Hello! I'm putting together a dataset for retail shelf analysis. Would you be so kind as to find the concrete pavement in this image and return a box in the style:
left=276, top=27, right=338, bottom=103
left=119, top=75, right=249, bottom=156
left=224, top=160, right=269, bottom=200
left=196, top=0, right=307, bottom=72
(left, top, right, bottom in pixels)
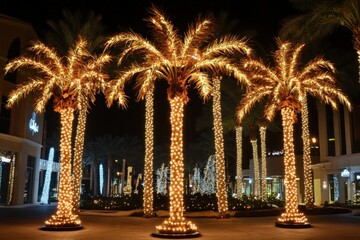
left=0, top=204, right=360, bottom=239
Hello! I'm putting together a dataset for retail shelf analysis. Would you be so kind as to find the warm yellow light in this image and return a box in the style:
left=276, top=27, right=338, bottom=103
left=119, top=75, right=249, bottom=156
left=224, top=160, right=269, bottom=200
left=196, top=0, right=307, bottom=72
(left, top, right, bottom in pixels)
left=235, top=126, right=243, bottom=199
left=236, top=40, right=352, bottom=226
left=212, top=76, right=228, bottom=216
left=260, top=126, right=267, bottom=200
left=156, top=96, right=197, bottom=234
left=251, top=139, right=260, bottom=197
left=143, top=89, right=154, bottom=217
left=311, top=137, right=317, bottom=144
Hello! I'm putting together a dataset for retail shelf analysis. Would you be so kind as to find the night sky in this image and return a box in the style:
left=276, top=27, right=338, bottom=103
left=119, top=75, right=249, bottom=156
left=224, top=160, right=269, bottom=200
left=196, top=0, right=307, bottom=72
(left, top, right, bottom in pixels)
left=3, top=0, right=329, bottom=166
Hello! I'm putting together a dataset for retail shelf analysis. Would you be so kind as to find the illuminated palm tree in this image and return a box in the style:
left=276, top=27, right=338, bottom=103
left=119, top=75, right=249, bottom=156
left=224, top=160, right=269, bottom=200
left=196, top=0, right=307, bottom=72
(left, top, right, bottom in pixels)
left=236, top=39, right=351, bottom=227
left=5, top=37, right=109, bottom=229
left=280, top=0, right=360, bottom=82
left=45, top=9, right=108, bottom=213
left=259, top=120, right=268, bottom=200
left=235, top=125, right=243, bottom=199
left=105, top=5, right=250, bottom=235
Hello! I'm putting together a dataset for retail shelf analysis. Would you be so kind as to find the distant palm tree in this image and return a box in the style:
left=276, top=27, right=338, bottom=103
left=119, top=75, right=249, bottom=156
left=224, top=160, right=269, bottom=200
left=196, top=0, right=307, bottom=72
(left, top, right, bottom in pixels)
left=236, top=39, right=351, bottom=226
left=104, top=5, right=250, bottom=234
left=280, top=0, right=360, bottom=82
left=95, top=134, right=121, bottom=196
left=83, top=139, right=102, bottom=196
left=5, top=38, right=109, bottom=229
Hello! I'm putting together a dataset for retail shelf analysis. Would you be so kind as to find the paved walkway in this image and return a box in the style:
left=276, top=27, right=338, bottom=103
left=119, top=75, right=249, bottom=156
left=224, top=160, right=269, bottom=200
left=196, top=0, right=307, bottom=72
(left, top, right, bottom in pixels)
left=0, top=204, right=360, bottom=239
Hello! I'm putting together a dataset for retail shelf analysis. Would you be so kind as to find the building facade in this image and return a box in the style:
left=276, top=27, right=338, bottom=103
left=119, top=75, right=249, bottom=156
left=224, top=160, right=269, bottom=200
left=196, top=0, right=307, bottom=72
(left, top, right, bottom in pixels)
left=0, top=14, right=44, bottom=205
left=312, top=102, right=360, bottom=205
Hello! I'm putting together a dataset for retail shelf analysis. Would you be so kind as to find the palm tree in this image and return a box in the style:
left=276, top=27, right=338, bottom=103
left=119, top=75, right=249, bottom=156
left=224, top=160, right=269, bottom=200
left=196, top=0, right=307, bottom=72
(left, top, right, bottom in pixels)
left=45, top=9, right=108, bottom=214
left=235, top=126, right=243, bottom=199
left=259, top=121, right=268, bottom=200
left=5, top=38, right=109, bottom=229
left=236, top=39, right=351, bottom=227
left=280, top=0, right=360, bottom=82
left=95, top=134, right=122, bottom=196
left=104, top=5, right=250, bottom=235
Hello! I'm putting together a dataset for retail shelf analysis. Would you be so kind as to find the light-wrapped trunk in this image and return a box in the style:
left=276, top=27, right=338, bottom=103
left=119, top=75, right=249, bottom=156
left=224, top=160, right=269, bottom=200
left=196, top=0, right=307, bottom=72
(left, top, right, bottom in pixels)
left=156, top=96, right=197, bottom=234
left=73, top=107, right=87, bottom=213
left=212, top=77, right=228, bottom=216
left=235, top=126, right=243, bottom=199
left=301, top=96, right=313, bottom=208
left=260, top=126, right=267, bottom=200
left=251, top=139, right=260, bottom=196
left=143, top=89, right=154, bottom=217
left=45, top=108, right=81, bottom=227
left=278, top=107, right=307, bottom=224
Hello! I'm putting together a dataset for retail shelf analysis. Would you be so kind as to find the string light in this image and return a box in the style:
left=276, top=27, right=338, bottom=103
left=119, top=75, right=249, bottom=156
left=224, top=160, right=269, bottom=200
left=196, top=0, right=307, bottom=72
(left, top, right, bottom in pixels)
left=45, top=108, right=81, bottom=228
left=212, top=76, right=228, bottom=216
left=143, top=89, right=154, bottom=217
left=156, top=96, right=197, bottom=234
left=260, top=126, right=267, bottom=200
left=301, top=95, right=313, bottom=208
left=41, top=147, right=54, bottom=204
left=251, top=139, right=260, bottom=197
left=99, top=164, right=104, bottom=195
left=236, top=40, right=351, bottom=227
left=235, top=126, right=243, bottom=199
left=105, top=6, right=251, bottom=235
left=5, top=37, right=110, bottom=229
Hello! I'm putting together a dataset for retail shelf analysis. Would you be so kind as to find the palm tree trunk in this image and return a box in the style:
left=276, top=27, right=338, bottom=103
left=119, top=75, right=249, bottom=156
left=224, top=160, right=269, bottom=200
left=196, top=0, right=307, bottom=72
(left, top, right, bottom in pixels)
left=235, top=126, right=243, bottom=199
left=156, top=96, right=197, bottom=234
left=260, top=126, right=267, bottom=200
left=143, top=89, right=154, bottom=217
left=212, top=77, right=228, bottom=216
left=45, top=108, right=81, bottom=227
left=250, top=139, right=260, bottom=196
left=301, top=96, right=313, bottom=208
left=278, top=107, right=307, bottom=224
left=72, top=107, right=87, bottom=213
left=93, top=158, right=98, bottom=195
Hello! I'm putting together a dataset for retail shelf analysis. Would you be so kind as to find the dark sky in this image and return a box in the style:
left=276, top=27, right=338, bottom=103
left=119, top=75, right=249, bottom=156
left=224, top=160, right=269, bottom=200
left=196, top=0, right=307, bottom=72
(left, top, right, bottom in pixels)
left=1, top=0, right=298, bottom=146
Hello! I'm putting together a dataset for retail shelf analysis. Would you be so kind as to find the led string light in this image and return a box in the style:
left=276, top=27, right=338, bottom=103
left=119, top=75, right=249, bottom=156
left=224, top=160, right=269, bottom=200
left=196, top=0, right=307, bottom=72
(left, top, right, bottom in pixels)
left=260, top=126, right=267, bottom=200
left=5, top=37, right=110, bottom=229
left=301, top=95, right=313, bottom=208
left=212, top=76, right=228, bottom=216
left=236, top=40, right=351, bottom=226
left=235, top=126, right=243, bottom=199
left=45, top=108, right=81, bottom=227
left=251, top=139, right=260, bottom=197
left=41, top=147, right=55, bottom=204
left=143, top=89, right=154, bottom=217
left=156, top=96, right=197, bottom=234
left=277, top=108, right=307, bottom=224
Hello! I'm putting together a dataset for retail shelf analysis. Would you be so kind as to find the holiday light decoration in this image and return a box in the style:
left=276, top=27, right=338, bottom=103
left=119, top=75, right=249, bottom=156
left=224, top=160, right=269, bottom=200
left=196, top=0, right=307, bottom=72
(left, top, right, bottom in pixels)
left=99, top=164, right=104, bottom=195
left=236, top=39, right=351, bottom=227
left=0, top=151, right=16, bottom=205
left=143, top=89, right=154, bottom=217
left=235, top=126, right=243, bottom=199
left=201, top=155, right=217, bottom=195
left=250, top=139, right=260, bottom=196
left=104, top=5, right=251, bottom=236
left=41, top=147, right=55, bottom=204
left=191, top=165, right=201, bottom=194
left=260, top=126, right=267, bottom=200
left=301, top=95, right=313, bottom=208
left=5, top=37, right=110, bottom=229
left=212, top=76, right=228, bottom=216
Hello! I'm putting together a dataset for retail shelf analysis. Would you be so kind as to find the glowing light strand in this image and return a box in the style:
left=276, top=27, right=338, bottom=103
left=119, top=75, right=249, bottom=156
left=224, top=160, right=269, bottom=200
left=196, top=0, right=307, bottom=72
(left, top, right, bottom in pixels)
left=143, top=89, right=154, bottom=217
left=156, top=96, right=197, bottom=234
left=301, top=95, right=313, bottom=208
left=212, top=76, right=228, bottom=216
left=250, top=139, right=260, bottom=197
left=41, top=147, right=54, bottom=204
left=235, top=126, right=243, bottom=199
left=278, top=108, right=307, bottom=224
left=260, top=126, right=267, bottom=200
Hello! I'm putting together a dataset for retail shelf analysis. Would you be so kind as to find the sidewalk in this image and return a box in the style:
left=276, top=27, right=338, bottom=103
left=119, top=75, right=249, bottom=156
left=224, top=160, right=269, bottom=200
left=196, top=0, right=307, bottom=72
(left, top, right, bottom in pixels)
left=1, top=205, right=360, bottom=239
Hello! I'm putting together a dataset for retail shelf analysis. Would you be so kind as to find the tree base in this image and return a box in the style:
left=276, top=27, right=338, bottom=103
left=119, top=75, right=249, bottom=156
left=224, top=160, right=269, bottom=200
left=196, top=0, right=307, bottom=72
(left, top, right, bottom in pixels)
left=275, top=221, right=311, bottom=228
left=217, top=212, right=230, bottom=219
left=40, top=224, right=83, bottom=231
left=151, top=232, right=201, bottom=238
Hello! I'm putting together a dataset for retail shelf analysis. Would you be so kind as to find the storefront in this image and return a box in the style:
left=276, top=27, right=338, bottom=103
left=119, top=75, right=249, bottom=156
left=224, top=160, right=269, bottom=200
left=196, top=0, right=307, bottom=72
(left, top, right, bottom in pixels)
left=312, top=153, right=360, bottom=205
